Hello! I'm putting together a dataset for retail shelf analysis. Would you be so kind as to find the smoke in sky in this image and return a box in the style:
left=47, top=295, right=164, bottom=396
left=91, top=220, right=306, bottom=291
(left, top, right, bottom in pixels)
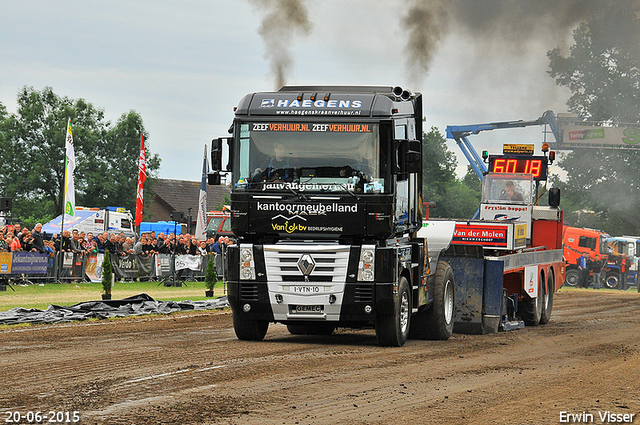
left=402, top=0, right=638, bottom=87
left=402, top=0, right=448, bottom=88
left=250, top=0, right=640, bottom=109
left=250, top=0, right=312, bottom=89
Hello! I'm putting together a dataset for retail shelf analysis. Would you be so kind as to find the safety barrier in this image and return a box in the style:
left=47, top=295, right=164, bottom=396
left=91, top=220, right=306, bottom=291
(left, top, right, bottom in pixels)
left=0, top=251, right=224, bottom=285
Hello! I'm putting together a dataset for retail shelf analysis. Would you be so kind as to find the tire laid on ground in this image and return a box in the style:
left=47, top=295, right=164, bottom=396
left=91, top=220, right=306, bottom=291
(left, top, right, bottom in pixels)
left=605, top=272, right=620, bottom=289
left=521, top=272, right=544, bottom=326
left=539, top=271, right=554, bottom=325
left=375, top=276, right=411, bottom=347
left=233, top=312, right=269, bottom=341
left=286, top=323, right=335, bottom=336
left=564, top=269, right=580, bottom=287
left=409, top=260, right=455, bottom=340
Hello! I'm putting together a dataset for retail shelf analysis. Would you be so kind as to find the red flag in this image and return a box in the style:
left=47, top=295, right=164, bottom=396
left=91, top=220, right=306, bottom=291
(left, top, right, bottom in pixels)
left=135, top=134, right=147, bottom=227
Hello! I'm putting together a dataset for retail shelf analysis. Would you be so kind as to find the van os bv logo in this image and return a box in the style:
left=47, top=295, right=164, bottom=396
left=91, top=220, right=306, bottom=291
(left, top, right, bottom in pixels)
left=271, top=214, right=307, bottom=233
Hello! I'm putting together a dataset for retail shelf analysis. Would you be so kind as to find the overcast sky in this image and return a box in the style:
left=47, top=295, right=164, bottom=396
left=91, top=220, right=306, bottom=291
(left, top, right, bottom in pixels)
left=1, top=0, right=583, bottom=181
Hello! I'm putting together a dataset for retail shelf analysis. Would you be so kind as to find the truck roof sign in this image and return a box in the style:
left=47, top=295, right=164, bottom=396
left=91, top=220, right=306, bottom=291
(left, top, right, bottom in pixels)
left=245, top=93, right=374, bottom=116
left=502, top=144, right=535, bottom=154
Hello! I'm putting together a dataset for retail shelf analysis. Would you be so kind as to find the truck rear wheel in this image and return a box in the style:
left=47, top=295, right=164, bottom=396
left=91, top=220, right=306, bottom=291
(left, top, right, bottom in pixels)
left=564, top=269, right=580, bottom=287
left=605, top=272, right=620, bottom=289
left=232, top=312, right=269, bottom=341
left=409, top=260, right=455, bottom=340
left=375, top=276, right=411, bottom=347
left=521, top=273, right=544, bottom=326
left=539, top=271, right=554, bottom=325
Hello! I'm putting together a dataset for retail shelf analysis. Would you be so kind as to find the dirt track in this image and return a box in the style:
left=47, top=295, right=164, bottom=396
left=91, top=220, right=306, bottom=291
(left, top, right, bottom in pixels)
left=1, top=289, right=639, bottom=425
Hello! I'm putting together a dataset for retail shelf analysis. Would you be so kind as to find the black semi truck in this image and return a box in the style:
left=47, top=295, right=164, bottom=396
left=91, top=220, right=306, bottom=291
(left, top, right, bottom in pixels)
left=208, top=85, right=457, bottom=346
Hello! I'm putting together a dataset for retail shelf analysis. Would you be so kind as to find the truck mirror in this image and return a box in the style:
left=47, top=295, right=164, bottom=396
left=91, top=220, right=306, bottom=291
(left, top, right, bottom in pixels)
left=208, top=172, right=221, bottom=186
left=399, top=140, right=421, bottom=174
left=211, top=138, right=223, bottom=171
left=549, top=187, right=561, bottom=207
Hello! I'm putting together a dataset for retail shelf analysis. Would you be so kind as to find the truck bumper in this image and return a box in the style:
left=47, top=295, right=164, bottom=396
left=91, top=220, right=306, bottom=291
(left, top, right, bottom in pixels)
left=228, top=280, right=394, bottom=324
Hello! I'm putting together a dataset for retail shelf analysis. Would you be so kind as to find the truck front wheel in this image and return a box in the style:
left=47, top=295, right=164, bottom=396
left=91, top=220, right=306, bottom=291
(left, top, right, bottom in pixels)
left=539, top=271, right=555, bottom=325
left=409, top=260, right=455, bottom=340
left=564, top=269, right=580, bottom=287
left=233, top=312, right=269, bottom=341
left=375, top=276, right=411, bottom=347
left=521, top=273, right=544, bottom=326
left=605, top=272, right=620, bottom=289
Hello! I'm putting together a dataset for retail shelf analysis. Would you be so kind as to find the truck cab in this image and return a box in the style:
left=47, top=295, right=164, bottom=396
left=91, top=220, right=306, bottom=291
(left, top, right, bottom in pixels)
left=209, top=86, right=454, bottom=347
left=205, top=210, right=232, bottom=241
left=563, top=226, right=610, bottom=287
left=604, top=236, right=639, bottom=289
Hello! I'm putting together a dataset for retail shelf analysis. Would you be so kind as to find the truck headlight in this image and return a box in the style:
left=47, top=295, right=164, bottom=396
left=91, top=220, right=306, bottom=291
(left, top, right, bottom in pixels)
left=241, top=247, right=253, bottom=262
left=362, top=249, right=374, bottom=263
left=358, top=246, right=375, bottom=282
left=240, top=245, right=255, bottom=280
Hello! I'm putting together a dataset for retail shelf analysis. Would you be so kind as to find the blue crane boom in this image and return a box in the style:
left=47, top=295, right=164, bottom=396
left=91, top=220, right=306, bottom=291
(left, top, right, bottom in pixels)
left=446, top=110, right=561, bottom=180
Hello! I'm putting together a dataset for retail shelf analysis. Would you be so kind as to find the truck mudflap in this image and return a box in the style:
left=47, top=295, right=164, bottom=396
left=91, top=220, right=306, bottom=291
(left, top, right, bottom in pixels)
left=440, top=245, right=511, bottom=334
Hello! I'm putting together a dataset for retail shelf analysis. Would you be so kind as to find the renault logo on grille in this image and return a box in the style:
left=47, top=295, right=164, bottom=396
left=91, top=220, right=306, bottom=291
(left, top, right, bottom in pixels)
left=297, top=254, right=316, bottom=276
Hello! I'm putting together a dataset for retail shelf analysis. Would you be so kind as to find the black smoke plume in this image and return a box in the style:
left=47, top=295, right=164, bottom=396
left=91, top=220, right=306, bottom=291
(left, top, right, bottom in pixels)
left=402, top=0, right=625, bottom=86
left=250, top=0, right=312, bottom=89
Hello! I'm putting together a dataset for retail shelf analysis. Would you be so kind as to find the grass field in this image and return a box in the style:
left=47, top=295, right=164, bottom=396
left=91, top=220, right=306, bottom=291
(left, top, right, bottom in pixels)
left=0, top=280, right=228, bottom=312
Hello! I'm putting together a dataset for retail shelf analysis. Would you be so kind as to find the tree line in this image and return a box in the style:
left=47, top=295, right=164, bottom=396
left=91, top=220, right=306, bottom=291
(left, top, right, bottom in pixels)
left=0, top=86, right=161, bottom=227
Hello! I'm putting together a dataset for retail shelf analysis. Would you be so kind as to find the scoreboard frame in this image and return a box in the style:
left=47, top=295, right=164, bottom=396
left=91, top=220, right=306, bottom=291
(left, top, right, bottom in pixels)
left=487, top=155, right=548, bottom=180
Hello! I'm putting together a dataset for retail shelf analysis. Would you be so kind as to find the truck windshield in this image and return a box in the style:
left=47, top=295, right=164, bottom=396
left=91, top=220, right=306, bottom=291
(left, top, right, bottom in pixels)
left=233, top=122, right=387, bottom=194
left=206, top=217, right=223, bottom=234
left=600, top=234, right=610, bottom=255
left=481, top=173, right=534, bottom=204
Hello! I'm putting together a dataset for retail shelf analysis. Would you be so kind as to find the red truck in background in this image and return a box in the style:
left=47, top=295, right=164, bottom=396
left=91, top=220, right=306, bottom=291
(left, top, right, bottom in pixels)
left=205, top=209, right=233, bottom=241
left=427, top=170, right=565, bottom=331
left=562, top=226, right=610, bottom=287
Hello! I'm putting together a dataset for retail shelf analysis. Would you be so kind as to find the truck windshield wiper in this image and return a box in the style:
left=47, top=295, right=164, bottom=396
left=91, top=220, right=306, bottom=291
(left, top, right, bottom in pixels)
left=286, top=184, right=308, bottom=201
left=325, top=182, right=357, bottom=198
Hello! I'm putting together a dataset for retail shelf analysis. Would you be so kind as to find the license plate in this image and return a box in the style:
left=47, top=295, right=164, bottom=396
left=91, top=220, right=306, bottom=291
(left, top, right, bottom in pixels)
left=286, top=285, right=324, bottom=293
left=290, top=305, right=323, bottom=314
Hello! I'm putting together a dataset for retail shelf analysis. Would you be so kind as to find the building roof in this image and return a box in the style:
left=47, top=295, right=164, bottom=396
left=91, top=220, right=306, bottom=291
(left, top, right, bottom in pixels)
left=150, top=178, right=230, bottom=214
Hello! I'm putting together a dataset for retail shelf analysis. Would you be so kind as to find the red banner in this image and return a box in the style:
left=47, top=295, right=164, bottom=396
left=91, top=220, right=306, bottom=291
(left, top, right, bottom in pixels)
left=135, top=134, right=146, bottom=227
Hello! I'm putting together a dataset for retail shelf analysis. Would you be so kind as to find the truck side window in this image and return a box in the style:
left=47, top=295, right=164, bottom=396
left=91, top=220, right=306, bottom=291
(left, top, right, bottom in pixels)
left=222, top=217, right=231, bottom=232
left=578, top=236, right=596, bottom=250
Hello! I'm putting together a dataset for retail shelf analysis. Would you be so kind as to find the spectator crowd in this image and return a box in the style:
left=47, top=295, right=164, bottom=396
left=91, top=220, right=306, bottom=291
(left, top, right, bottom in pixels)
left=0, top=223, right=233, bottom=259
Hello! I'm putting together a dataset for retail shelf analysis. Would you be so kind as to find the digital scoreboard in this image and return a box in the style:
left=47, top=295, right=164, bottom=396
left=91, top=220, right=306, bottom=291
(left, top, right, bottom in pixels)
left=488, top=155, right=548, bottom=180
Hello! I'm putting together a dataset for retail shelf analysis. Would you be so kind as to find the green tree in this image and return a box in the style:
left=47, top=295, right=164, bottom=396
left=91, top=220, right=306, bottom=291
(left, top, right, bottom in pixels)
left=81, top=111, right=161, bottom=209
left=0, top=87, right=161, bottom=227
left=422, top=127, right=481, bottom=219
left=547, top=4, right=640, bottom=235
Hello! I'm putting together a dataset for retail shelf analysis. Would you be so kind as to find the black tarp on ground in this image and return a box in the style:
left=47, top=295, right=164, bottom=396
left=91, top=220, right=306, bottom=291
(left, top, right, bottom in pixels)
left=0, top=294, right=229, bottom=325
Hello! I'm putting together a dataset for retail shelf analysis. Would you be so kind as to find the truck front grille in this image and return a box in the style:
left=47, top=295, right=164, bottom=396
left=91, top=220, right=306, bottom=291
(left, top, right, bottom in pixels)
left=263, top=244, right=350, bottom=283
